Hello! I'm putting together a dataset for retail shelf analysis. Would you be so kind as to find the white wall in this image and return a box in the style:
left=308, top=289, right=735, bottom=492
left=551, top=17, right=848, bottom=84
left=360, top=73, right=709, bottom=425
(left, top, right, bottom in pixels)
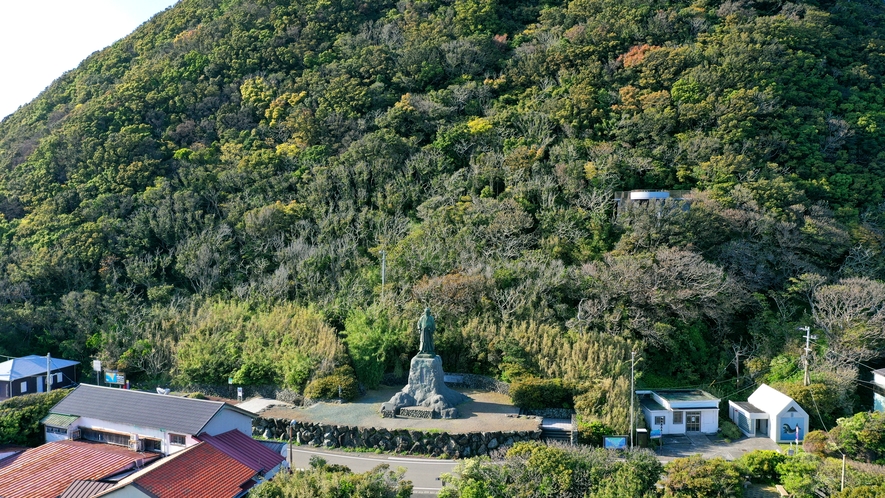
left=200, top=408, right=253, bottom=436
left=76, top=416, right=198, bottom=455
left=99, top=485, right=151, bottom=498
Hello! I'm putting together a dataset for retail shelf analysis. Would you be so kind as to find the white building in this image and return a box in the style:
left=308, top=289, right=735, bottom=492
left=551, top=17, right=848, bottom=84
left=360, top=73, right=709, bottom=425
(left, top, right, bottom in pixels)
left=637, top=389, right=720, bottom=434
left=42, top=384, right=255, bottom=455
left=873, top=368, right=885, bottom=413
left=728, top=384, right=809, bottom=443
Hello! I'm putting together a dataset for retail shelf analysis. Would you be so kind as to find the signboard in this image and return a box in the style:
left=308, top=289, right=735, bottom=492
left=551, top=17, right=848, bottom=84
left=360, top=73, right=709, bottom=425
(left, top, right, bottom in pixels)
left=237, top=387, right=243, bottom=402
left=603, top=436, right=628, bottom=449
left=650, top=429, right=662, bottom=439
left=228, top=377, right=234, bottom=385
left=92, top=360, right=101, bottom=372
left=104, top=370, right=126, bottom=385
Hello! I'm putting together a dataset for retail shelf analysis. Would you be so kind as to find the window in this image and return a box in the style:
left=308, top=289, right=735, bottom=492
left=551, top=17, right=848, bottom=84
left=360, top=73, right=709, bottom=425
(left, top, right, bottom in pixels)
left=81, top=428, right=130, bottom=446
left=170, top=434, right=186, bottom=446
left=45, top=426, right=66, bottom=435
left=143, top=438, right=162, bottom=452
left=654, top=415, right=666, bottom=427
left=54, top=373, right=63, bottom=385
left=20, top=381, right=27, bottom=393
left=673, top=411, right=683, bottom=424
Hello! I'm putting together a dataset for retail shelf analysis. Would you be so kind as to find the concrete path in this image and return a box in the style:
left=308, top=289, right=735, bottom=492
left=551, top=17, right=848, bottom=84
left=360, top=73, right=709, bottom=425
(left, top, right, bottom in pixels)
left=655, top=433, right=780, bottom=461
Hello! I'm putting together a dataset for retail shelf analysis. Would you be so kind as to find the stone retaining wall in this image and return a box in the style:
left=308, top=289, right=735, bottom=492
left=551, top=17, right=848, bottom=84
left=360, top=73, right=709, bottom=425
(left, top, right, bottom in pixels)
left=521, top=407, right=575, bottom=419
left=175, top=384, right=304, bottom=404
left=253, top=417, right=541, bottom=458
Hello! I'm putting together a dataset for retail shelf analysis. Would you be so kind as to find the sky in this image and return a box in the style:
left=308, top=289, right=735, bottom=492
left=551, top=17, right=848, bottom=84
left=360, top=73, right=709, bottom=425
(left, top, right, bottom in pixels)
left=0, top=0, right=179, bottom=120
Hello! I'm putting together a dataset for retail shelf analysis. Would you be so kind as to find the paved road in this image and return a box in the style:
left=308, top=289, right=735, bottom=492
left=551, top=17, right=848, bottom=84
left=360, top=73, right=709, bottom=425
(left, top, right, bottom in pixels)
left=284, top=445, right=457, bottom=496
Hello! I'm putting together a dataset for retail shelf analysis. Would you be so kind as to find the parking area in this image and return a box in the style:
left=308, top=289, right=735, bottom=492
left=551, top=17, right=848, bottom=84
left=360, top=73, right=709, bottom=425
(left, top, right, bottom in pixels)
left=653, top=433, right=781, bottom=461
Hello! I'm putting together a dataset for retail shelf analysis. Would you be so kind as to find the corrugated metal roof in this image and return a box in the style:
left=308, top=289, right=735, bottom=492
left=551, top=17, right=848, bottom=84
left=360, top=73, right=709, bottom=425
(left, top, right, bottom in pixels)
left=42, top=413, right=80, bottom=428
left=732, top=401, right=766, bottom=414
left=96, top=442, right=256, bottom=498
left=59, top=480, right=114, bottom=498
left=50, top=384, right=255, bottom=436
left=0, top=355, right=79, bottom=381
left=0, top=440, right=159, bottom=498
left=198, top=429, right=285, bottom=474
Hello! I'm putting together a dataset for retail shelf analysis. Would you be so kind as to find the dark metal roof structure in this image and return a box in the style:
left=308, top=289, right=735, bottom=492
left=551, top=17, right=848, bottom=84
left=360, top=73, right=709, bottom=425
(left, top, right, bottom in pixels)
left=50, top=384, right=255, bottom=436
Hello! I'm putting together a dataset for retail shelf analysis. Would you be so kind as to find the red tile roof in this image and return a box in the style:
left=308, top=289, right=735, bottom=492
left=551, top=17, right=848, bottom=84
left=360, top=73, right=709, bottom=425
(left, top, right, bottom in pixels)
left=0, top=440, right=158, bottom=498
left=198, top=429, right=285, bottom=474
left=102, top=442, right=256, bottom=498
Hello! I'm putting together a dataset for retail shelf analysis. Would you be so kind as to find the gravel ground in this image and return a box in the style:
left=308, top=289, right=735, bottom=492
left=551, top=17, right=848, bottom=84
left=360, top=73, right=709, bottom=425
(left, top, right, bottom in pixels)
left=259, top=386, right=541, bottom=434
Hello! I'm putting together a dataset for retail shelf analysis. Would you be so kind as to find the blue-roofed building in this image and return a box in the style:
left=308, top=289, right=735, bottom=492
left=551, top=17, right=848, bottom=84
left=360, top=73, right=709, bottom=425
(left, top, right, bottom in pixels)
left=0, top=355, right=79, bottom=400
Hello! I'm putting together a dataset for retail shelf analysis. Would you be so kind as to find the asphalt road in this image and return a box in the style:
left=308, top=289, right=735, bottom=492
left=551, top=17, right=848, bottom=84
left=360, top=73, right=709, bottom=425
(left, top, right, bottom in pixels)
left=285, top=445, right=458, bottom=496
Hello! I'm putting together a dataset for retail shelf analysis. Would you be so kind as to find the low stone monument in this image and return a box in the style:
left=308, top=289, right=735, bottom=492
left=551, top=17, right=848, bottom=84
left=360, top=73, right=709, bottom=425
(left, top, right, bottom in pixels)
left=381, top=308, right=468, bottom=419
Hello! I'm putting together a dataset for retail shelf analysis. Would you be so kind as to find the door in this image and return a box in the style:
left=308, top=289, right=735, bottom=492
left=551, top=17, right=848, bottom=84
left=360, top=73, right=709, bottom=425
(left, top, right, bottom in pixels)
left=686, top=412, right=701, bottom=431
left=37, top=376, right=44, bottom=393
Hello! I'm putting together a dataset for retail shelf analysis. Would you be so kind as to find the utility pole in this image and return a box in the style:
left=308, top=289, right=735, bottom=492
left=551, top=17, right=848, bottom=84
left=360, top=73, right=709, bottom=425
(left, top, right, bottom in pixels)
left=46, top=353, right=51, bottom=393
left=799, top=326, right=816, bottom=386
left=841, top=454, right=846, bottom=492
left=630, top=351, right=635, bottom=449
left=380, top=250, right=386, bottom=302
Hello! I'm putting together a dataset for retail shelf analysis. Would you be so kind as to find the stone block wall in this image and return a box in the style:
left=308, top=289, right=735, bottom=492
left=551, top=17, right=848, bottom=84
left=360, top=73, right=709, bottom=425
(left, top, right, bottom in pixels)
left=521, top=407, right=575, bottom=419
left=253, top=417, right=541, bottom=458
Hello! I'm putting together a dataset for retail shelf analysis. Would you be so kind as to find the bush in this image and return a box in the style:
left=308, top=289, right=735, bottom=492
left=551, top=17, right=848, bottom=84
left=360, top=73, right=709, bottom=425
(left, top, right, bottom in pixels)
left=736, top=450, right=786, bottom=483
left=803, top=430, right=830, bottom=456
left=662, top=455, right=742, bottom=497
left=719, top=419, right=743, bottom=441
left=0, top=389, right=71, bottom=446
left=577, top=420, right=617, bottom=446
left=510, top=377, right=573, bottom=410
left=303, top=366, right=359, bottom=401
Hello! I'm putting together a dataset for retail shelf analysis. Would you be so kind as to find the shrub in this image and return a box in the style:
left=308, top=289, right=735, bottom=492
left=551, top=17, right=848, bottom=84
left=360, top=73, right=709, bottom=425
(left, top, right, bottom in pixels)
left=662, top=455, right=742, bottom=497
left=510, top=377, right=573, bottom=410
left=0, top=389, right=71, bottom=446
left=736, top=450, right=786, bottom=483
left=577, top=420, right=616, bottom=446
left=803, top=430, right=830, bottom=456
left=719, top=419, right=742, bottom=441
left=304, top=366, right=359, bottom=401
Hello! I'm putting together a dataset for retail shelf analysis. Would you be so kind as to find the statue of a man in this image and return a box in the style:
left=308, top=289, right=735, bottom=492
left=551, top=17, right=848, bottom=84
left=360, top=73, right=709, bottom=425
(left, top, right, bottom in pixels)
left=418, top=307, right=435, bottom=355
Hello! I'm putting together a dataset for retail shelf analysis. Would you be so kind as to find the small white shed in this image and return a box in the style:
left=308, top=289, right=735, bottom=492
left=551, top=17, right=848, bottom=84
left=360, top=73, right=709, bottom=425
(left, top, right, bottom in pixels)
left=873, top=368, right=884, bottom=413
left=729, top=384, right=809, bottom=443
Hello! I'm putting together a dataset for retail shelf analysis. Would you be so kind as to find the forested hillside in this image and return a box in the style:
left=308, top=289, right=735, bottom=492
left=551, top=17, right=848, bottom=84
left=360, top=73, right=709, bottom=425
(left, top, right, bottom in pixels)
left=1, top=0, right=884, bottom=431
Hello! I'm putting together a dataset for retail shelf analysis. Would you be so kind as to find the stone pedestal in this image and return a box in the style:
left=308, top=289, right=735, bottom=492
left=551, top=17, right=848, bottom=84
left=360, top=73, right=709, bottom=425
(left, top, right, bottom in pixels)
left=381, top=355, right=468, bottom=419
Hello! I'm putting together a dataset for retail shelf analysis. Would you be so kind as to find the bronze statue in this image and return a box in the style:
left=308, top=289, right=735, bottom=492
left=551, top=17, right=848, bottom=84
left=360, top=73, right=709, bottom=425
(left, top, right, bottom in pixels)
left=418, top=307, right=435, bottom=355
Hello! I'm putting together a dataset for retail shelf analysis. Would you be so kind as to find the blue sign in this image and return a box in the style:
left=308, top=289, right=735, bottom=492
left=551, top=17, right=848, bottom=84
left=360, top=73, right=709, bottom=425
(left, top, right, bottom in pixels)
left=603, top=436, right=628, bottom=449
left=104, top=370, right=125, bottom=385
left=650, top=429, right=662, bottom=439
left=781, top=418, right=804, bottom=441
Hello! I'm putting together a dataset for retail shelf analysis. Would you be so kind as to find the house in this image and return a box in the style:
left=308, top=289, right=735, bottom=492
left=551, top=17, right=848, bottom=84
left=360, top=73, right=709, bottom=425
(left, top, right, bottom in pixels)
left=0, top=439, right=160, bottom=498
left=93, top=441, right=261, bottom=498
left=43, top=384, right=256, bottom=454
left=197, top=429, right=286, bottom=480
left=0, top=355, right=79, bottom=399
left=872, top=368, right=884, bottom=412
left=728, top=384, right=810, bottom=443
left=637, top=389, right=720, bottom=434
